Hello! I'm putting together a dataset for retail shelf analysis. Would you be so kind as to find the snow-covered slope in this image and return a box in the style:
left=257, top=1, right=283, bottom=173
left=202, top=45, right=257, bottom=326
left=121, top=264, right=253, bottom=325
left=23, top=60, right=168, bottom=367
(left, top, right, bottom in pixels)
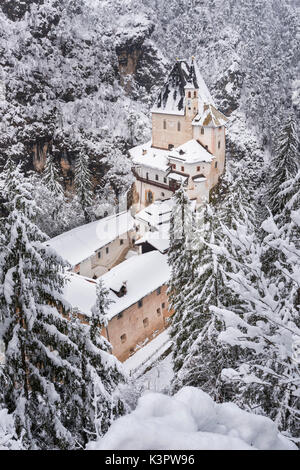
left=87, top=387, right=297, bottom=450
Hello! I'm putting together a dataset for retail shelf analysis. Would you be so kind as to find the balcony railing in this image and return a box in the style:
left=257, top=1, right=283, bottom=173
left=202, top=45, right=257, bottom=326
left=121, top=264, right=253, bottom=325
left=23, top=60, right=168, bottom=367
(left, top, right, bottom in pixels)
left=132, top=169, right=181, bottom=192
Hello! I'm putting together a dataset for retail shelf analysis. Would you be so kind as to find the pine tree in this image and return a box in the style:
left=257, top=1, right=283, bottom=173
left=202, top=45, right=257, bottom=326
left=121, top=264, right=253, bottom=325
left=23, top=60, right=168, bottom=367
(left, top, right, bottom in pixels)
left=0, top=164, right=84, bottom=449
left=76, top=279, right=125, bottom=444
left=168, top=186, right=198, bottom=375
left=42, top=156, right=64, bottom=197
left=172, top=203, right=245, bottom=401
left=276, top=169, right=300, bottom=245
left=267, top=115, right=299, bottom=219
left=74, top=152, right=93, bottom=222
left=211, top=207, right=300, bottom=439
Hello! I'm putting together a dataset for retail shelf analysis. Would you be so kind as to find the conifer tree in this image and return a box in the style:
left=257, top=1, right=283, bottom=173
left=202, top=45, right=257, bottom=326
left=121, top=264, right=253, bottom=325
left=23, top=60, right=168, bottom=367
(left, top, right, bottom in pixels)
left=0, top=164, right=85, bottom=449
left=211, top=206, right=300, bottom=438
left=77, top=279, right=125, bottom=444
left=168, top=186, right=197, bottom=374
left=267, top=115, right=299, bottom=219
left=172, top=203, right=245, bottom=401
left=74, top=152, right=93, bottom=222
left=42, top=156, right=64, bottom=197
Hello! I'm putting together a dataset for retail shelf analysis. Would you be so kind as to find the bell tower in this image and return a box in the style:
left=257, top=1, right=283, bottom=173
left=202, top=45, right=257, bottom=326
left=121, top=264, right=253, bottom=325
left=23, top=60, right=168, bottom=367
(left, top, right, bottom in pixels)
left=185, top=83, right=198, bottom=119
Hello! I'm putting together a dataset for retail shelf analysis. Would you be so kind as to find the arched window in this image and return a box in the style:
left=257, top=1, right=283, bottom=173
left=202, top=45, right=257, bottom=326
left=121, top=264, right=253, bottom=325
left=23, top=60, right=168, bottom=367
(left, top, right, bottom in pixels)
left=147, top=191, right=153, bottom=203
left=163, top=120, right=167, bottom=129
left=120, top=334, right=127, bottom=344
left=194, top=91, right=197, bottom=98
left=188, top=91, right=191, bottom=98
left=201, top=128, right=205, bottom=135
left=177, top=121, right=181, bottom=131
left=218, top=141, right=221, bottom=149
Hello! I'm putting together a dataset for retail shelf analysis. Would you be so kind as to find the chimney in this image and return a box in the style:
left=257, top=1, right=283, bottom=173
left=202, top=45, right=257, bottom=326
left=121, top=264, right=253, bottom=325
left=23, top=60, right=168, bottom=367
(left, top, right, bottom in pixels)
left=118, top=281, right=127, bottom=297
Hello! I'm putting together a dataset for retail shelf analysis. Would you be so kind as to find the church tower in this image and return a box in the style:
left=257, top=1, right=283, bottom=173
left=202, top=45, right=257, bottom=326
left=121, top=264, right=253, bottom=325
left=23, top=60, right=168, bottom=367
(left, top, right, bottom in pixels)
left=130, top=57, right=229, bottom=209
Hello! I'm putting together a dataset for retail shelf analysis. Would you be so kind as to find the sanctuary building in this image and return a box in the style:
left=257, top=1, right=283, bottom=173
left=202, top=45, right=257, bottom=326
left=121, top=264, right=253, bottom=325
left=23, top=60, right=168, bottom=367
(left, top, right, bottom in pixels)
left=130, top=57, right=229, bottom=208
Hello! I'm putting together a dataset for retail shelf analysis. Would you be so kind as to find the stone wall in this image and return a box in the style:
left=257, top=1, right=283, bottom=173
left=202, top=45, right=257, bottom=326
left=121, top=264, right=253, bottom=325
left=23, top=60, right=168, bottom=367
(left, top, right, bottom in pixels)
left=74, top=232, right=134, bottom=278
left=102, top=284, right=172, bottom=362
left=152, top=113, right=193, bottom=149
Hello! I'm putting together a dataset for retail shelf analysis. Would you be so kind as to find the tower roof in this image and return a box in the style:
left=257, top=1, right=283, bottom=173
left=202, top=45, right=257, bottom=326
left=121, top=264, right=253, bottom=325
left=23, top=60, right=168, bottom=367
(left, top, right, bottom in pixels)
left=152, top=57, right=215, bottom=115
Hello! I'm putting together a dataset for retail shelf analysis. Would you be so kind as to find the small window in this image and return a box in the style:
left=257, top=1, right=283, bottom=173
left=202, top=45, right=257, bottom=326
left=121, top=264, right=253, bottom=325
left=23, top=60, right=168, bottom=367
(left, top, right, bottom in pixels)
left=162, top=303, right=165, bottom=309
left=194, top=91, right=197, bottom=98
left=120, top=239, right=124, bottom=246
left=120, top=334, right=127, bottom=344
left=201, top=128, right=204, bottom=135
left=188, top=91, right=191, bottom=98
left=156, top=287, right=161, bottom=295
left=161, top=192, right=165, bottom=197
left=215, top=162, right=218, bottom=168
left=177, top=121, right=181, bottom=131
left=197, top=166, right=200, bottom=172
left=146, top=172, right=149, bottom=179
left=117, top=312, right=123, bottom=319
left=163, top=177, right=167, bottom=184
left=218, top=141, right=221, bottom=149
left=143, top=318, right=149, bottom=327
left=172, top=164, right=176, bottom=169
left=138, top=299, right=143, bottom=308
left=155, top=175, right=159, bottom=181
left=98, top=251, right=101, bottom=259
left=106, top=247, right=109, bottom=254
left=163, top=120, right=166, bottom=130
left=181, top=166, right=184, bottom=172
left=157, top=308, right=161, bottom=316
left=147, top=191, right=153, bottom=203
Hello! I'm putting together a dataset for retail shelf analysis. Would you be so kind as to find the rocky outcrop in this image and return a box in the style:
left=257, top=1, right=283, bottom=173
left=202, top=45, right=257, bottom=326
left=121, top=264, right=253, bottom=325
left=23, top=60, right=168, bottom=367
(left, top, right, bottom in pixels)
left=214, top=62, right=245, bottom=116
left=115, top=18, right=166, bottom=96
left=1, top=0, right=44, bottom=21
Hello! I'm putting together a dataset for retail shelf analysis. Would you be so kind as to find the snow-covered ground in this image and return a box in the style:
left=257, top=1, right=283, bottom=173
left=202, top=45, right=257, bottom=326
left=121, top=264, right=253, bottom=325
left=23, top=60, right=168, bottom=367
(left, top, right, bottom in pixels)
left=137, top=354, right=174, bottom=394
left=123, top=329, right=171, bottom=377
left=87, top=387, right=297, bottom=451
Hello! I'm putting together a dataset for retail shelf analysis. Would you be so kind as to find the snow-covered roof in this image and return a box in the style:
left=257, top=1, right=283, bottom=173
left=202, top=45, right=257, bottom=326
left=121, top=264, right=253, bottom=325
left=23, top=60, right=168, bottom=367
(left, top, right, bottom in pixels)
left=169, top=139, right=214, bottom=164
left=168, top=172, right=189, bottom=182
left=193, top=103, right=229, bottom=128
left=102, top=251, right=171, bottom=319
left=135, top=199, right=174, bottom=229
left=129, top=140, right=170, bottom=172
left=46, top=211, right=134, bottom=266
left=193, top=175, right=207, bottom=183
left=63, top=252, right=171, bottom=320
left=135, top=229, right=170, bottom=254
left=63, top=274, right=98, bottom=316
left=152, top=57, right=215, bottom=115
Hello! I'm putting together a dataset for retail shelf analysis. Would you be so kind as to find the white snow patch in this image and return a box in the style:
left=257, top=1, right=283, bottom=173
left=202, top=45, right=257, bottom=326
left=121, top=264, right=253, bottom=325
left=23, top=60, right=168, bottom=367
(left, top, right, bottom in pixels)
left=87, top=387, right=297, bottom=450
left=124, top=329, right=171, bottom=376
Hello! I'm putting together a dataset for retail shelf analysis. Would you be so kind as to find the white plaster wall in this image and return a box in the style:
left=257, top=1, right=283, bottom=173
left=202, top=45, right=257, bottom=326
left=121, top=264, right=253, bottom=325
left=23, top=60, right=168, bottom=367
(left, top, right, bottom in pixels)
left=134, top=180, right=173, bottom=210
left=74, top=232, right=133, bottom=278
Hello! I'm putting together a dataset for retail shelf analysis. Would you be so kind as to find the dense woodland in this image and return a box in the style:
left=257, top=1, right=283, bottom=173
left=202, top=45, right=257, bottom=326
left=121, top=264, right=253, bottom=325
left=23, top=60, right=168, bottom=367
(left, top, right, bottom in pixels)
left=0, top=0, right=299, bottom=450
